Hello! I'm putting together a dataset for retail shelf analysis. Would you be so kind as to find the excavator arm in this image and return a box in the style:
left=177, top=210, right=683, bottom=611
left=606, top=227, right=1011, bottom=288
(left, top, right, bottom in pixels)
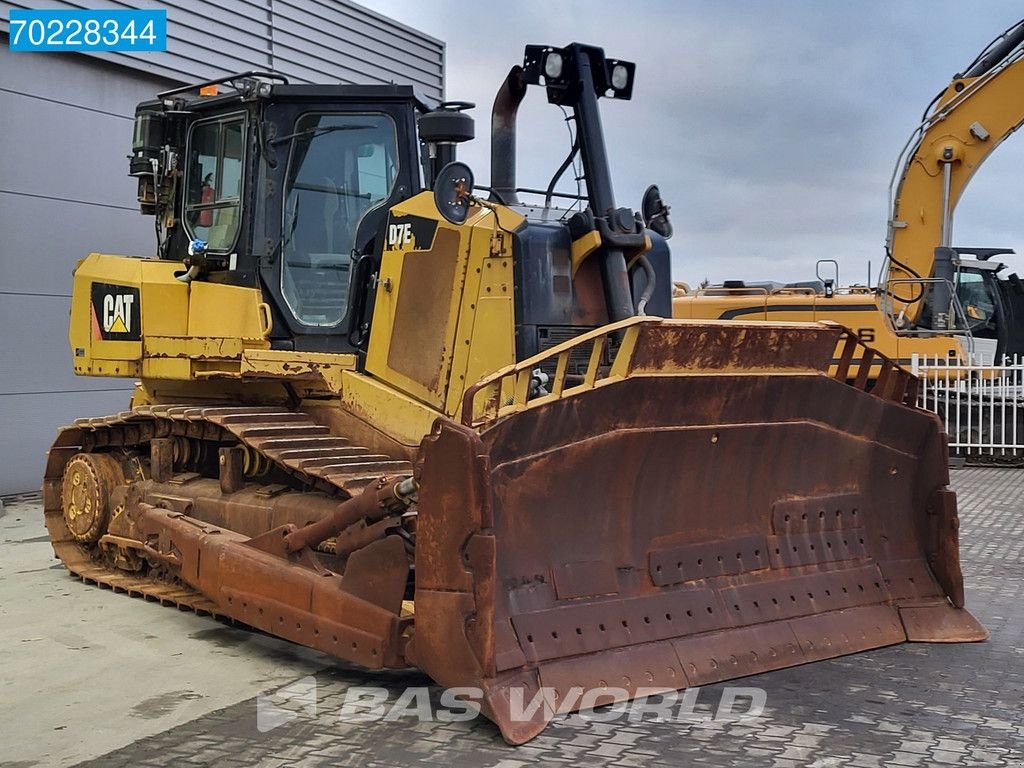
left=887, top=19, right=1024, bottom=325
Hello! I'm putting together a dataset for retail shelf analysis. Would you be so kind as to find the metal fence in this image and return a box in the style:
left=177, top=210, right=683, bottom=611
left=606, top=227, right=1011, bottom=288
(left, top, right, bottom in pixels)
left=911, top=353, right=1024, bottom=459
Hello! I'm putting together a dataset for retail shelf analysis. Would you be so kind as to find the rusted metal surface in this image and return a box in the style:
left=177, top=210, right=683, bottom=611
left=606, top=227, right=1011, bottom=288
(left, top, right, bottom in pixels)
left=60, top=453, right=125, bottom=543
left=462, top=318, right=917, bottom=429
left=132, top=477, right=360, bottom=539
left=625, top=321, right=840, bottom=373
left=386, top=228, right=462, bottom=394
left=42, top=406, right=413, bottom=621
left=415, top=321, right=987, bottom=744
left=132, top=501, right=409, bottom=669
left=282, top=476, right=413, bottom=553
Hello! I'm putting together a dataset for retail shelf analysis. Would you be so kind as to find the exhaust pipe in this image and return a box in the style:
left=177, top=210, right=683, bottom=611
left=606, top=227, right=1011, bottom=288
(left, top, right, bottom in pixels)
left=490, top=66, right=528, bottom=205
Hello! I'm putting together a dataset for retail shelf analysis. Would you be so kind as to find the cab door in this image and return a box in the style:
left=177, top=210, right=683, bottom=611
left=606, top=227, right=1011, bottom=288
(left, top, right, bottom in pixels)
left=256, top=100, right=420, bottom=352
left=955, top=267, right=1004, bottom=361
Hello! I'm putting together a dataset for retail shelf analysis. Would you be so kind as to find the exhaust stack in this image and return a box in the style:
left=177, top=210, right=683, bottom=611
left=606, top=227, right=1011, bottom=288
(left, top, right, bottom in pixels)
left=490, top=66, right=528, bottom=205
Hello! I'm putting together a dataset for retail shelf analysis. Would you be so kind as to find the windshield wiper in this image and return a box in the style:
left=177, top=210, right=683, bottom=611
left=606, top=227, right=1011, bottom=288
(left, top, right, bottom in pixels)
left=270, top=124, right=371, bottom=146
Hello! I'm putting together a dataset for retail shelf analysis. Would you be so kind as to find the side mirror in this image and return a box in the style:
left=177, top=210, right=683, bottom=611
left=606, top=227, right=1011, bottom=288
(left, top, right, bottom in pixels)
left=641, top=184, right=673, bottom=239
left=434, top=161, right=475, bottom=225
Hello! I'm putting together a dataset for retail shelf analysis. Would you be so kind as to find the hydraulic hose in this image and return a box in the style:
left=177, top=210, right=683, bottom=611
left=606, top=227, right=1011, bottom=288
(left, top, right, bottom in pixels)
left=635, top=254, right=656, bottom=315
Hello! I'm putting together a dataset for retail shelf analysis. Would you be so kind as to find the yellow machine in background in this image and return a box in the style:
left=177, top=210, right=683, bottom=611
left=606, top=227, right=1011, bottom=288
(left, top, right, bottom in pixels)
left=674, top=18, right=1024, bottom=375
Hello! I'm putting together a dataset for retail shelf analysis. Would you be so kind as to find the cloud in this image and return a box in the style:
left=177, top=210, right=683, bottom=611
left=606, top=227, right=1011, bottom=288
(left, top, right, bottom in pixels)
left=359, top=0, right=1024, bottom=283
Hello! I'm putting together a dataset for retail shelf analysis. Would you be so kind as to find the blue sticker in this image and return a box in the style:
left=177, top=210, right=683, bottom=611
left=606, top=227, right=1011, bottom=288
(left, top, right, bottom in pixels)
left=8, top=9, right=167, bottom=52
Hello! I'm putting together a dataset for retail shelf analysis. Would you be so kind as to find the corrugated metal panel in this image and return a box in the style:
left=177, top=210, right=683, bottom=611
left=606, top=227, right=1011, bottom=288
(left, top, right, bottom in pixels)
left=0, top=90, right=140, bottom=209
left=0, top=194, right=155, bottom=295
left=0, top=295, right=130, bottom=395
left=0, top=45, right=171, bottom=493
left=0, top=1, right=443, bottom=492
left=2, top=390, right=134, bottom=495
left=270, top=0, right=443, bottom=94
left=0, top=0, right=444, bottom=97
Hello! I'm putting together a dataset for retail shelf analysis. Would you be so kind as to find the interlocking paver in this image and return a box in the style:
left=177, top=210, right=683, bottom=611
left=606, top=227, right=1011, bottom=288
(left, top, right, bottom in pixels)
left=48, top=468, right=1024, bottom=767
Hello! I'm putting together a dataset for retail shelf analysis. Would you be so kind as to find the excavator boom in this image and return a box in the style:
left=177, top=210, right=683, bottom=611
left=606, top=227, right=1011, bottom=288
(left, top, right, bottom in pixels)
left=886, top=19, right=1024, bottom=324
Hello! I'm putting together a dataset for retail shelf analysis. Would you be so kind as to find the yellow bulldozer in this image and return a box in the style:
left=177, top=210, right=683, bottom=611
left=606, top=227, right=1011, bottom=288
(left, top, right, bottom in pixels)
left=48, top=44, right=984, bottom=744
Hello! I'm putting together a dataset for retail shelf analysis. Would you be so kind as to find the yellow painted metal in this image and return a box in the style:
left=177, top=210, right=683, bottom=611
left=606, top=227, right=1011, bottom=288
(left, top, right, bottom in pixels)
left=571, top=231, right=651, bottom=275
left=69, top=252, right=272, bottom=381
left=366, top=192, right=523, bottom=416
left=673, top=291, right=964, bottom=375
left=85, top=359, right=143, bottom=377
left=570, top=230, right=601, bottom=275
left=187, top=281, right=271, bottom=340
left=463, top=316, right=649, bottom=423
left=70, top=254, right=179, bottom=373
left=365, top=193, right=466, bottom=408
left=607, top=321, right=645, bottom=379
left=625, top=234, right=653, bottom=268
left=443, top=210, right=517, bottom=417
left=144, top=336, right=251, bottom=359
left=240, top=349, right=358, bottom=394
left=139, top=357, right=190, bottom=380
left=338, top=370, right=441, bottom=450
left=67, top=224, right=474, bottom=450
left=129, top=378, right=290, bottom=409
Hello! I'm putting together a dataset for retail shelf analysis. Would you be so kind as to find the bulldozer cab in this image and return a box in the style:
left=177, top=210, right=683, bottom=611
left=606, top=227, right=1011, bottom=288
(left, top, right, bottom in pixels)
left=128, top=51, right=677, bottom=397
left=131, top=74, right=425, bottom=352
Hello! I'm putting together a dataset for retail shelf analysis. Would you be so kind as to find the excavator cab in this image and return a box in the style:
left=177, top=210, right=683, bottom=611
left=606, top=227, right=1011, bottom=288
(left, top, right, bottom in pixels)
left=902, top=247, right=1024, bottom=363
left=951, top=252, right=1024, bottom=360
left=51, top=44, right=986, bottom=746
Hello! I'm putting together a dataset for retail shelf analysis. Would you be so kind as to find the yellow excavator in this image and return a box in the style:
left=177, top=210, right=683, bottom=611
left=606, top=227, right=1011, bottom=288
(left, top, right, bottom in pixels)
left=674, top=18, right=1024, bottom=375
left=48, top=44, right=984, bottom=744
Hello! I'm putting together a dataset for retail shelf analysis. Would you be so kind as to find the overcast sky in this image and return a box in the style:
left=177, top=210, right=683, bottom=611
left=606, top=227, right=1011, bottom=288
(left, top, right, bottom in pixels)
left=360, top=0, right=1024, bottom=287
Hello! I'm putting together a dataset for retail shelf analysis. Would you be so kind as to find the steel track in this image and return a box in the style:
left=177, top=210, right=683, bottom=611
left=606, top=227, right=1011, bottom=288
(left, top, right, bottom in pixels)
left=43, top=404, right=413, bottom=614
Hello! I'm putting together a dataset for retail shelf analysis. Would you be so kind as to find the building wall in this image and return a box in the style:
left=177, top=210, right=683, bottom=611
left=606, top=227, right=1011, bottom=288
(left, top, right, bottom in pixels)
left=0, top=2, right=443, bottom=493
left=0, top=0, right=444, bottom=99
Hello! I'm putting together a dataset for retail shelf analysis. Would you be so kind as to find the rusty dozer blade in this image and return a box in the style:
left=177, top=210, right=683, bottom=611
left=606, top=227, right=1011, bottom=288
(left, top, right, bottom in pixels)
left=411, top=318, right=987, bottom=745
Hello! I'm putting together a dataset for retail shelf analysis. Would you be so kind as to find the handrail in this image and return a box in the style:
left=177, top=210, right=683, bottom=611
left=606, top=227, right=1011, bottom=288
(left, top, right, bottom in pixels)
left=880, top=277, right=975, bottom=341
left=823, top=321, right=919, bottom=406
left=461, top=317, right=657, bottom=428
left=771, top=287, right=818, bottom=296
left=695, top=286, right=770, bottom=297
left=462, top=317, right=921, bottom=429
left=696, top=285, right=822, bottom=298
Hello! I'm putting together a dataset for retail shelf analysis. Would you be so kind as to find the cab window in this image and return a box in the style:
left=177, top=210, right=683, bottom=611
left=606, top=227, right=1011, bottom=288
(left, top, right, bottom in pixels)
left=281, top=113, right=399, bottom=327
left=184, top=115, right=245, bottom=252
left=957, top=270, right=998, bottom=336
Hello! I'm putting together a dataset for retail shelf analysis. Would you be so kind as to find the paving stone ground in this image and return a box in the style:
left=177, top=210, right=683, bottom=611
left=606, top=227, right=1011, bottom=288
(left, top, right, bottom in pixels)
left=16, top=469, right=1024, bottom=767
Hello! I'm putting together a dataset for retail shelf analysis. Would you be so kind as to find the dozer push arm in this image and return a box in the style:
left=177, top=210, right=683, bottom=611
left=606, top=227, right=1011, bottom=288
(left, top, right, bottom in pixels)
left=887, top=20, right=1024, bottom=324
